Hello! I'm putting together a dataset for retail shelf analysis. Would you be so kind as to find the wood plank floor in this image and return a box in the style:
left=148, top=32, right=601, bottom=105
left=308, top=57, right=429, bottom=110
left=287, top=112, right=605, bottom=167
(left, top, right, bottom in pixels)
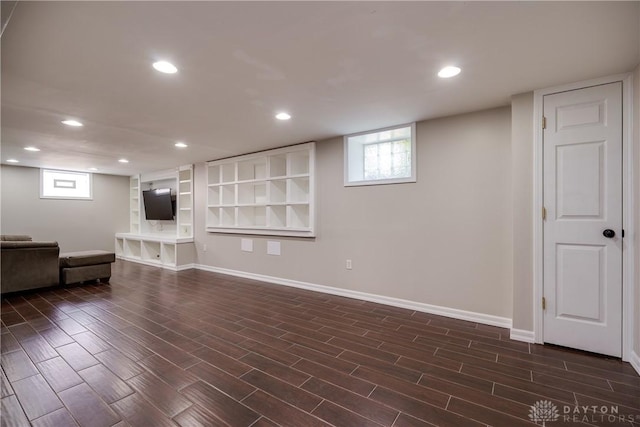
left=1, top=260, right=639, bottom=427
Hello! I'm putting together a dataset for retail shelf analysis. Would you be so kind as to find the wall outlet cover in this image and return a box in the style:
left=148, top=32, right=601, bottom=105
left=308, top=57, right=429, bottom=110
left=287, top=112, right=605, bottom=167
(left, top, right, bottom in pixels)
left=267, top=241, right=281, bottom=256
left=241, top=238, right=254, bottom=252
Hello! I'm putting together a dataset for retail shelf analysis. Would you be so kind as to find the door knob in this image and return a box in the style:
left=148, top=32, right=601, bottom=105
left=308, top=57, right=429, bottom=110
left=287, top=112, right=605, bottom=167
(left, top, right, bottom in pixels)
left=603, top=229, right=616, bottom=238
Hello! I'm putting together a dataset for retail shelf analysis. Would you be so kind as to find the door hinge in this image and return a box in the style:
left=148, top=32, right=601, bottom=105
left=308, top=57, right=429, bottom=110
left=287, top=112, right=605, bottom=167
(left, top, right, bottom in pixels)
left=622, top=229, right=625, bottom=238
left=542, top=206, right=547, bottom=221
left=542, top=116, right=547, bottom=129
left=542, top=297, right=546, bottom=310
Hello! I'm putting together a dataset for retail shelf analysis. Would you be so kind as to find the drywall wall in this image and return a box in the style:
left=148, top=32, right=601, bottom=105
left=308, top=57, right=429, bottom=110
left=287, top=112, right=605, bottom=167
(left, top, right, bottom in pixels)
left=510, top=92, right=534, bottom=332
left=634, top=64, right=640, bottom=356
left=0, top=165, right=129, bottom=252
left=194, top=107, right=513, bottom=319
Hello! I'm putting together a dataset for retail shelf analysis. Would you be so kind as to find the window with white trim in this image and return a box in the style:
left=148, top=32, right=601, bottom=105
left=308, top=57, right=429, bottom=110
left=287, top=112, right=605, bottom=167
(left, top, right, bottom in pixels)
left=344, top=123, right=416, bottom=186
left=40, top=169, right=92, bottom=199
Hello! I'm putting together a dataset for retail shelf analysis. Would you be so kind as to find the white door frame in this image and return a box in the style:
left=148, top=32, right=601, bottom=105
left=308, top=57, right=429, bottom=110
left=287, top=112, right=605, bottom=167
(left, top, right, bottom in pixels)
left=533, top=73, right=635, bottom=361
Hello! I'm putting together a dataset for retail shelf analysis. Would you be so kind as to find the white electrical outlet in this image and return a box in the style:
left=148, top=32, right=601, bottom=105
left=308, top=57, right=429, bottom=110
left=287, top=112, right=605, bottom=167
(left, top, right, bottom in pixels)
left=346, top=259, right=352, bottom=270
left=203, top=244, right=207, bottom=252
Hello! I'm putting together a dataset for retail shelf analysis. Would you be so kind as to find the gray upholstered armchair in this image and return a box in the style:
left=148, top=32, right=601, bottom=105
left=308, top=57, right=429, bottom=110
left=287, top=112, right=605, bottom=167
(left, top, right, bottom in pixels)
left=1, top=235, right=60, bottom=294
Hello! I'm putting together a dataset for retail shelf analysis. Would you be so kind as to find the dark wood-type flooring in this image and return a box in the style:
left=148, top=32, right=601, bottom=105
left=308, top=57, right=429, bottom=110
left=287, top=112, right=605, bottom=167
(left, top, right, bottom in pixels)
left=1, top=261, right=639, bottom=426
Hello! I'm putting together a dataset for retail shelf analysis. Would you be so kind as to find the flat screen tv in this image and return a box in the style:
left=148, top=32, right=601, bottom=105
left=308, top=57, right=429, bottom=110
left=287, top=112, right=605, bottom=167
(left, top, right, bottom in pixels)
left=142, top=188, right=175, bottom=220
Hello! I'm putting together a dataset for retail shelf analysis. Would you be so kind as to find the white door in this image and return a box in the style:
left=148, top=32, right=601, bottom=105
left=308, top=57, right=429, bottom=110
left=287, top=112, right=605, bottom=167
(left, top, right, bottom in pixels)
left=543, top=82, right=623, bottom=357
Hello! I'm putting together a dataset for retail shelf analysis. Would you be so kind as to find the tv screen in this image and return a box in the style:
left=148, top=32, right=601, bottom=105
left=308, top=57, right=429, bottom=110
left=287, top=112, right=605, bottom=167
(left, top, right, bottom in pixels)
left=142, top=189, right=175, bottom=220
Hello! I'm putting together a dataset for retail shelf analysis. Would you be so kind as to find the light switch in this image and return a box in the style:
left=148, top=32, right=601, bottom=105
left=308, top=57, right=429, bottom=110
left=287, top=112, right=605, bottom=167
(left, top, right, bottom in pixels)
left=241, top=238, right=253, bottom=252
left=267, top=241, right=281, bottom=256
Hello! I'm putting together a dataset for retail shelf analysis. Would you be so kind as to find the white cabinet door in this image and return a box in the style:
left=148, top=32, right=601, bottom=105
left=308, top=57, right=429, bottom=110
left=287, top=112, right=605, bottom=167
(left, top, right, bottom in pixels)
left=543, top=82, right=622, bottom=357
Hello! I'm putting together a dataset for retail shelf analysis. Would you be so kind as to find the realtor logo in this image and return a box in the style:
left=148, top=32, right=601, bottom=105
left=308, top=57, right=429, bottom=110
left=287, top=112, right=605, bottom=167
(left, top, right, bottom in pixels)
left=528, top=400, right=640, bottom=424
left=529, top=400, right=560, bottom=426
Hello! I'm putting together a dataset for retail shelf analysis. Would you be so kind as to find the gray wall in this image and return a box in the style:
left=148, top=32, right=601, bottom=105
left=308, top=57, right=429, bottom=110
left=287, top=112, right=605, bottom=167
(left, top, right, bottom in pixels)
left=194, top=107, right=514, bottom=319
left=1, top=165, right=129, bottom=252
left=510, top=92, right=534, bottom=331
left=635, top=64, right=640, bottom=355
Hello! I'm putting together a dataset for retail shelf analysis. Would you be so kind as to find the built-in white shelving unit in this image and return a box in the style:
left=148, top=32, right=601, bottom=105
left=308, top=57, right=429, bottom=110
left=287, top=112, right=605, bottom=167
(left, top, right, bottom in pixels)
left=130, top=176, right=140, bottom=234
left=116, top=164, right=194, bottom=270
left=177, top=165, right=193, bottom=239
left=115, top=233, right=193, bottom=270
left=206, top=142, right=315, bottom=237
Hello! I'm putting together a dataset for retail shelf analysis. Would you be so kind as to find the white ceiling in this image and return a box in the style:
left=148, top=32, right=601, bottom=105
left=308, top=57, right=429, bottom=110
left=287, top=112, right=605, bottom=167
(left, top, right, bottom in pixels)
left=2, top=1, right=639, bottom=176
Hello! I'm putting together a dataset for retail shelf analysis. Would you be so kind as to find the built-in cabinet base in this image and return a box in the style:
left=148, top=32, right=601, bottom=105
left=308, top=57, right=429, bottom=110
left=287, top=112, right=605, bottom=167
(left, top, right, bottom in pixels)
left=115, top=233, right=194, bottom=271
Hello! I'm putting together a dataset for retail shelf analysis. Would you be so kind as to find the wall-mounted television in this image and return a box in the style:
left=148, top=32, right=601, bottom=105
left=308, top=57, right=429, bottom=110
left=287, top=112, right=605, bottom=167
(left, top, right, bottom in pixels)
left=142, top=188, right=175, bottom=220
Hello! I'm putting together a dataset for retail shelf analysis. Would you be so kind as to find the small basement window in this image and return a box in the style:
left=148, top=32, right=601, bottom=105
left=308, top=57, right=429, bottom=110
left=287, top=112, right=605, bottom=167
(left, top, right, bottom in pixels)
left=40, top=169, right=92, bottom=199
left=344, top=123, right=416, bottom=186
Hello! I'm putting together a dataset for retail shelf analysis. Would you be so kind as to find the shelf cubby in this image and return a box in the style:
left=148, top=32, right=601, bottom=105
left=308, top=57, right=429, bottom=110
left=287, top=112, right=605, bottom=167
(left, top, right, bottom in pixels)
left=268, top=205, right=287, bottom=228
left=288, top=151, right=310, bottom=175
left=269, top=180, right=286, bottom=204
left=288, top=204, right=310, bottom=229
left=238, top=206, right=267, bottom=227
left=221, top=164, right=235, bottom=183
left=208, top=186, right=220, bottom=206
left=288, top=177, right=309, bottom=203
left=208, top=165, right=221, bottom=185
left=208, top=207, right=220, bottom=226
left=220, top=207, right=235, bottom=227
left=115, top=238, right=124, bottom=256
left=179, top=193, right=192, bottom=209
left=141, top=240, right=162, bottom=263
left=161, top=243, right=176, bottom=266
left=178, top=224, right=192, bottom=239
left=221, top=185, right=235, bottom=205
left=238, top=182, right=267, bottom=205
left=179, top=181, right=191, bottom=193
left=238, top=158, right=267, bottom=181
left=269, top=154, right=287, bottom=178
left=124, top=239, right=141, bottom=259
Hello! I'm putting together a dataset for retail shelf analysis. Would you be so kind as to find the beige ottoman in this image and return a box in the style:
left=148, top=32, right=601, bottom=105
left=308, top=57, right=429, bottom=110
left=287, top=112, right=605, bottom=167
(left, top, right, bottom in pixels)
left=59, top=250, right=115, bottom=285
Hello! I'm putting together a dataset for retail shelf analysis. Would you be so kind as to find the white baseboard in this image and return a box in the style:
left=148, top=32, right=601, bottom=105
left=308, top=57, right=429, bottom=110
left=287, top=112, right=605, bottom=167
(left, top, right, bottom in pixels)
left=630, top=350, right=640, bottom=376
left=509, top=328, right=535, bottom=343
left=193, top=264, right=512, bottom=329
left=116, top=256, right=193, bottom=272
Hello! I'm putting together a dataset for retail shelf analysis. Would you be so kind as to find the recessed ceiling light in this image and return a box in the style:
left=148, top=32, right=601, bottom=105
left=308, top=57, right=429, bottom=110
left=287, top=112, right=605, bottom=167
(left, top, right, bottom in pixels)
left=24, top=146, right=40, bottom=152
left=438, top=66, right=461, bottom=78
left=152, top=61, right=178, bottom=74
left=88, top=167, right=98, bottom=171
left=118, top=158, right=129, bottom=163
left=6, top=159, right=19, bottom=163
left=174, top=142, right=188, bottom=148
left=275, top=112, right=291, bottom=120
left=61, top=119, right=83, bottom=127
